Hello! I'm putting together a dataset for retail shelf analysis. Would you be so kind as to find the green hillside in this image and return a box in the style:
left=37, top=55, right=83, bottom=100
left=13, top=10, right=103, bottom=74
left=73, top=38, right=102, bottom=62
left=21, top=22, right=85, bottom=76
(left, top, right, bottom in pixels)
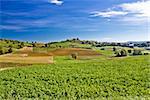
left=0, top=39, right=149, bottom=99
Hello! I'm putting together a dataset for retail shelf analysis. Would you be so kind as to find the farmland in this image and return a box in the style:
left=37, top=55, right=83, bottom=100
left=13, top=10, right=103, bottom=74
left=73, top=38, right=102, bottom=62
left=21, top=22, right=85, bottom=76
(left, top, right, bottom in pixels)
left=0, top=39, right=150, bottom=99
left=1, top=0, right=150, bottom=99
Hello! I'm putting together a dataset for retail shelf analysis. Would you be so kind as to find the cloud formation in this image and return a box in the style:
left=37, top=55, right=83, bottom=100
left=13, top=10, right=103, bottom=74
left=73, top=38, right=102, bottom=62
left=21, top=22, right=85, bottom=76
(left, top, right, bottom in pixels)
left=49, top=0, right=63, bottom=5
left=90, top=0, right=150, bottom=23
left=119, top=0, right=150, bottom=17
left=91, top=11, right=128, bottom=18
left=0, top=25, right=24, bottom=31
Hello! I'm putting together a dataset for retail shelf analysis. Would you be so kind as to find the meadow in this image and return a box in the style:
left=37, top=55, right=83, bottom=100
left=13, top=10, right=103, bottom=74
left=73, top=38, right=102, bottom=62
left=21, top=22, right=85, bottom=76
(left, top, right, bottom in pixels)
left=0, top=39, right=149, bottom=99
left=0, top=52, right=149, bottom=99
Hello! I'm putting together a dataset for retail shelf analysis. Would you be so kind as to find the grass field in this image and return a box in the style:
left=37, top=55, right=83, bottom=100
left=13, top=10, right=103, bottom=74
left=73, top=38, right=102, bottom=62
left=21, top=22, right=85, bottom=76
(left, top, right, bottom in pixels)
left=0, top=49, right=149, bottom=99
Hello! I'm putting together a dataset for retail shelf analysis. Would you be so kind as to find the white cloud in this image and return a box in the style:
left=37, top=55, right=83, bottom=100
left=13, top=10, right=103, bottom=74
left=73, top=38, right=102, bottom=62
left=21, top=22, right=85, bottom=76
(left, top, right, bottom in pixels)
left=50, top=0, right=63, bottom=5
left=91, top=11, right=128, bottom=18
left=0, top=25, right=23, bottom=30
left=90, top=0, right=150, bottom=24
left=119, top=0, right=150, bottom=17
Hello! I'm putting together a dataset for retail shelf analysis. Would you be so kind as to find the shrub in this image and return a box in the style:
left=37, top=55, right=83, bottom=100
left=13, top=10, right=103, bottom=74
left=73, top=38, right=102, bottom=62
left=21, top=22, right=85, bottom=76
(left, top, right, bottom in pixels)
left=8, top=45, right=12, bottom=48
left=133, top=49, right=142, bottom=55
left=32, top=43, right=37, bottom=47
left=115, top=49, right=127, bottom=57
left=18, top=44, right=23, bottom=49
left=128, top=49, right=132, bottom=53
left=0, top=48, right=4, bottom=55
left=144, top=53, right=149, bottom=55
left=21, top=42, right=24, bottom=47
left=115, top=51, right=121, bottom=57
left=85, top=47, right=91, bottom=49
left=45, top=44, right=48, bottom=48
left=100, top=48, right=105, bottom=50
left=113, top=47, right=116, bottom=51
left=120, top=49, right=127, bottom=56
left=8, top=47, right=13, bottom=53
left=71, top=53, right=78, bottom=60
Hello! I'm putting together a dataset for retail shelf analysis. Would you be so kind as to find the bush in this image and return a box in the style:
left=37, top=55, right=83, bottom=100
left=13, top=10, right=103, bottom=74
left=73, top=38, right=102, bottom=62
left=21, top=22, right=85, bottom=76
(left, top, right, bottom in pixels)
left=133, top=49, right=142, bottom=55
left=84, top=47, right=91, bottom=49
left=0, top=46, right=8, bottom=55
left=32, top=43, right=37, bottom=47
left=113, top=47, right=116, bottom=51
left=128, top=49, right=132, bottom=53
left=71, top=53, right=78, bottom=60
left=18, top=44, right=23, bottom=49
left=100, top=48, right=105, bottom=50
left=120, top=49, right=127, bottom=56
left=21, top=42, right=24, bottom=47
left=8, top=47, right=13, bottom=53
left=115, top=49, right=127, bottom=57
left=144, top=53, right=149, bottom=55
left=0, top=49, right=4, bottom=55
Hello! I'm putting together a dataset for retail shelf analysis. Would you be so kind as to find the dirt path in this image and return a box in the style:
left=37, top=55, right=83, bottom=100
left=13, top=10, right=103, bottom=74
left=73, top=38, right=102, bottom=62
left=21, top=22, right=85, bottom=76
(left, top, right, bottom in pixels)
left=0, top=67, right=14, bottom=71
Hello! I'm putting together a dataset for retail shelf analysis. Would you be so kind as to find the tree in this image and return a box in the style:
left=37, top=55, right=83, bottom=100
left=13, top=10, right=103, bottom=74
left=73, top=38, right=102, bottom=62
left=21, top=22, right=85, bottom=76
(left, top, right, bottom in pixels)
left=8, top=47, right=13, bottom=53
left=21, top=42, right=24, bottom=47
left=101, top=48, right=105, bottom=50
left=144, top=53, right=149, bottom=55
left=76, top=38, right=79, bottom=40
left=45, top=44, right=48, bottom=48
left=18, top=44, right=23, bottom=49
left=71, top=53, right=78, bottom=60
left=0, top=47, right=4, bottom=55
left=128, top=50, right=132, bottom=53
left=32, top=43, right=36, bottom=47
left=133, top=49, right=142, bottom=55
left=113, top=47, right=116, bottom=51
left=8, top=45, right=12, bottom=48
left=120, top=49, right=127, bottom=56
left=115, top=49, right=127, bottom=57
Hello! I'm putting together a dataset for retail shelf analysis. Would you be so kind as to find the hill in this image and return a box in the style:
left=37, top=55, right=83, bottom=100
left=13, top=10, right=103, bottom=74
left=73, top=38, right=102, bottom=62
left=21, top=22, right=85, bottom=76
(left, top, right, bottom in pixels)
left=0, top=38, right=149, bottom=99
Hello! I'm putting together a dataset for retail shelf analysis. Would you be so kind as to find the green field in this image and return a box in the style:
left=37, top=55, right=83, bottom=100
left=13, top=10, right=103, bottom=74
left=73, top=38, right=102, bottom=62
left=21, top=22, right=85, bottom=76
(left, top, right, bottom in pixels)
left=0, top=39, right=149, bottom=99
left=0, top=54, right=149, bottom=99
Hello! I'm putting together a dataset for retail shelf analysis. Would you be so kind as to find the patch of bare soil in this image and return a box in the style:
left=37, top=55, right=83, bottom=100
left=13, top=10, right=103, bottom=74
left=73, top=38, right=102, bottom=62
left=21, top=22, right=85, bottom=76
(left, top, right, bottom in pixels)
left=49, top=48, right=101, bottom=56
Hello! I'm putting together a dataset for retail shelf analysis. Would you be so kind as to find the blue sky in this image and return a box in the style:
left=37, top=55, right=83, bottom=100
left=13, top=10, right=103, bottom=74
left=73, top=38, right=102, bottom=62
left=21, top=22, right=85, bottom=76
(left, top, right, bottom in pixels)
left=0, top=0, right=149, bottom=42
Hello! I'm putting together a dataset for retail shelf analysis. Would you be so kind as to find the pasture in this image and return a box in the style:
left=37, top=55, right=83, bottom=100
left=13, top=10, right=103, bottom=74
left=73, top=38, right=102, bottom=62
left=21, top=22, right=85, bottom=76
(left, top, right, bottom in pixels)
left=0, top=46, right=149, bottom=99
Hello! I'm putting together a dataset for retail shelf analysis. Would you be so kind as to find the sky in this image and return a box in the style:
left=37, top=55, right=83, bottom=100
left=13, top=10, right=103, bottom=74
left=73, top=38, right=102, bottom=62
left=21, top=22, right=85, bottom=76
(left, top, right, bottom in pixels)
left=0, top=0, right=149, bottom=42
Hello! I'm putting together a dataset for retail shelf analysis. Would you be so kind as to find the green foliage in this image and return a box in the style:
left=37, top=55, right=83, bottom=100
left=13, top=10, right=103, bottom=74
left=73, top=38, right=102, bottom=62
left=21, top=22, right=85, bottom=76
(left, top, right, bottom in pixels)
left=71, top=52, right=78, bottom=59
left=113, top=47, right=116, bottom=51
left=128, top=49, right=132, bottom=53
left=144, top=53, right=149, bottom=55
left=32, top=43, right=37, bottom=47
left=45, top=44, right=48, bottom=48
left=133, top=49, right=142, bottom=55
left=100, top=48, right=105, bottom=50
left=0, top=56, right=149, bottom=99
left=0, top=39, right=32, bottom=55
left=115, top=49, right=127, bottom=57
left=0, top=39, right=149, bottom=99
left=21, top=42, right=24, bottom=47
left=0, top=47, right=4, bottom=55
left=8, top=47, right=13, bottom=53
left=120, top=49, right=127, bottom=56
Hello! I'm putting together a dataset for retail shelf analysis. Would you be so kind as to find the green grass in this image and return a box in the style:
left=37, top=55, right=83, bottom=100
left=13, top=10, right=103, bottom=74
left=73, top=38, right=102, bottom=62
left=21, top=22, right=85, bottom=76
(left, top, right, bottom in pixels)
left=0, top=55, right=149, bottom=99
left=48, top=41, right=92, bottom=48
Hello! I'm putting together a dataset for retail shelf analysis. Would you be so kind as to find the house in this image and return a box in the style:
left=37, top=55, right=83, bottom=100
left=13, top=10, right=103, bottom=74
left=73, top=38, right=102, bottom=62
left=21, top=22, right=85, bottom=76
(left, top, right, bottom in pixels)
left=128, top=43, right=134, bottom=48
